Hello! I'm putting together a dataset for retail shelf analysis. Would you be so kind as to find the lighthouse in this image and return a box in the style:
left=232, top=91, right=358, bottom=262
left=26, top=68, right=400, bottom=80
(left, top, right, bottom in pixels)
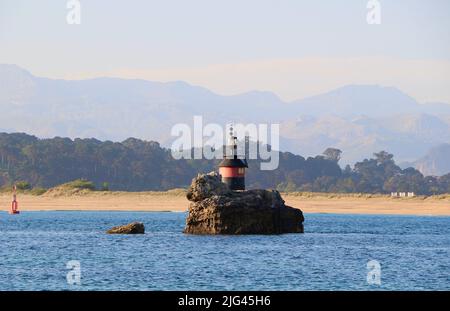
left=218, top=126, right=248, bottom=190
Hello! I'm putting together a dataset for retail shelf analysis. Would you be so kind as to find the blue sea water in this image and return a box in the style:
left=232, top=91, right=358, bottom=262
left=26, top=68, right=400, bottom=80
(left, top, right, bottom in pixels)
left=0, top=211, right=449, bottom=291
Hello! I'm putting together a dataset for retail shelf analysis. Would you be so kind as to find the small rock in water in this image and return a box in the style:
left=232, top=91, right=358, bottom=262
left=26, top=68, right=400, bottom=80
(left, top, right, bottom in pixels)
left=184, top=172, right=304, bottom=235
left=107, top=222, right=145, bottom=234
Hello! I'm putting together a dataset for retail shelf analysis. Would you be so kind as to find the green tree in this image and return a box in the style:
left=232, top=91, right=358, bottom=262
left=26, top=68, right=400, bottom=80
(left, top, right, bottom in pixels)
left=100, top=182, right=110, bottom=191
left=323, top=148, right=342, bottom=163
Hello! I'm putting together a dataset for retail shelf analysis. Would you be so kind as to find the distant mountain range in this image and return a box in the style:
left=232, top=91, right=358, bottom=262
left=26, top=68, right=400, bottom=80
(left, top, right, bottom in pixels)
left=1, top=64, right=450, bottom=174
left=409, top=144, right=450, bottom=176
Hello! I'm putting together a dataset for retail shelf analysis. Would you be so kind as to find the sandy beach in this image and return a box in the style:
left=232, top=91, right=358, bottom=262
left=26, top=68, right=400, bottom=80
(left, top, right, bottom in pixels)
left=1, top=191, right=449, bottom=216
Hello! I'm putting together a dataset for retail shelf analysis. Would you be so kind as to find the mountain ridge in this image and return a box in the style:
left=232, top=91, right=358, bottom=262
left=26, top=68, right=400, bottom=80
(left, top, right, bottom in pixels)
left=1, top=64, right=449, bottom=165
left=413, top=143, right=450, bottom=176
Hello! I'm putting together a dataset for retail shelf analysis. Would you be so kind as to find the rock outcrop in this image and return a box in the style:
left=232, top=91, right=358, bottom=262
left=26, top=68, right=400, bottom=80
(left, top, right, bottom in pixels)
left=107, top=222, right=145, bottom=234
left=184, top=172, right=304, bottom=235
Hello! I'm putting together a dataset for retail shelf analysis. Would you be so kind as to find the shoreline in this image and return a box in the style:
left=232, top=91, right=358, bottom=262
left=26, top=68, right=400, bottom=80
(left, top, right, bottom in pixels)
left=1, top=192, right=449, bottom=216
left=2, top=210, right=449, bottom=218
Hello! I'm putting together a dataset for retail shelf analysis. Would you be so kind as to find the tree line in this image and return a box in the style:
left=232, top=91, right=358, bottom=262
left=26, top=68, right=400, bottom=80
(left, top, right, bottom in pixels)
left=0, top=133, right=449, bottom=194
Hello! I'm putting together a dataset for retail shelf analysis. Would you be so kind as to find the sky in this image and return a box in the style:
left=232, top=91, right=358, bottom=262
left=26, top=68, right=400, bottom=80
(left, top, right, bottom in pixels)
left=0, top=0, right=449, bottom=103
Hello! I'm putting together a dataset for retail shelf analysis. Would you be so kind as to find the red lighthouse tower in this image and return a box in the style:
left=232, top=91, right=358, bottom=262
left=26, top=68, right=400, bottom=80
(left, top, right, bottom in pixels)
left=218, top=126, right=248, bottom=190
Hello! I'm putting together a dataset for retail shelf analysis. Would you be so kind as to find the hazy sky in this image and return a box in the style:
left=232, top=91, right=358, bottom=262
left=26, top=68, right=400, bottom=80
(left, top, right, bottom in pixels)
left=1, top=0, right=449, bottom=102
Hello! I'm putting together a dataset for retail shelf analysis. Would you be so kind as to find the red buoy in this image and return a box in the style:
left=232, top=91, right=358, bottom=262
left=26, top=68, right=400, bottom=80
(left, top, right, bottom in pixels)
left=10, top=185, right=20, bottom=214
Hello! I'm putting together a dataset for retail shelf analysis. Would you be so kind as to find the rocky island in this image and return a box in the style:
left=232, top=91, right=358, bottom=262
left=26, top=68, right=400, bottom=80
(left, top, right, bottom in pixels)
left=184, top=172, right=304, bottom=234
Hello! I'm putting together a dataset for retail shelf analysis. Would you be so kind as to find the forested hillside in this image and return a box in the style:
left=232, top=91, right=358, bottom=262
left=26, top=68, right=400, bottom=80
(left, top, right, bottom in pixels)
left=0, top=133, right=449, bottom=194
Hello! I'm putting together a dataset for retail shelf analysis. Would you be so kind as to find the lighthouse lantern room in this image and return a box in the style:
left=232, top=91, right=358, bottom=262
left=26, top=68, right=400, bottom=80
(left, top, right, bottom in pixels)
left=218, top=126, right=248, bottom=191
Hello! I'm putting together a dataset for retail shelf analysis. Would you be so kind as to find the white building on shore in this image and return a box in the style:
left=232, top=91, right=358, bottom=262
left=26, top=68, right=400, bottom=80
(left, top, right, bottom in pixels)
left=391, top=192, right=415, bottom=197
